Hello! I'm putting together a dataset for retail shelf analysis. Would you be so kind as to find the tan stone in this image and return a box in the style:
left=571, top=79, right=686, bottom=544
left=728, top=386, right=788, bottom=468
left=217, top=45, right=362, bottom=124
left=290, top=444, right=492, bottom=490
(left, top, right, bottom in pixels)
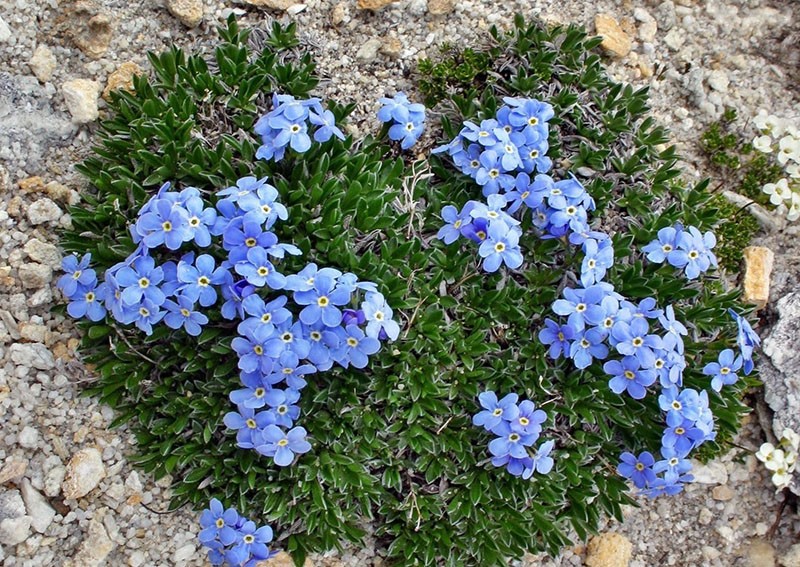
left=103, top=62, right=142, bottom=100
left=63, top=518, right=114, bottom=567
left=45, top=181, right=80, bottom=205
left=62, top=79, right=101, bottom=124
left=356, top=0, right=398, bottom=10
left=62, top=448, right=106, bottom=499
left=166, top=0, right=203, bottom=27
left=748, top=538, right=776, bottom=567
left=585, top=532, right=633, bottom=567
left=18, top=176, right=46, bottom=194
left=594, top=14, right=632, bottom=58
left=743, top=246, right=774, bottom=310
left=0, top=457, right=28, bottom=484
left=29, top=45, right=57, bottom=82
left=256, top=551, right=313, bottom=567
left=69, top=2, right=113, bottom=58
left=243, top=0, right=295, bottom=9
left=639, top=61, right=653, bottom=78
left=712, top=484, right=735, bottom=501
left=380, top=37, right=403, bottom=58
left=427, top=0, right=455, bottom=16
left=330, top=2, right=346, bottom=25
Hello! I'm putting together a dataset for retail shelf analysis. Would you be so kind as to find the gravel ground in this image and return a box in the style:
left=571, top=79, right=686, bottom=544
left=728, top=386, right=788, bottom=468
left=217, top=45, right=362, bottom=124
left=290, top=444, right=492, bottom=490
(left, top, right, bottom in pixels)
left=1, top=0, right=799, bottom=565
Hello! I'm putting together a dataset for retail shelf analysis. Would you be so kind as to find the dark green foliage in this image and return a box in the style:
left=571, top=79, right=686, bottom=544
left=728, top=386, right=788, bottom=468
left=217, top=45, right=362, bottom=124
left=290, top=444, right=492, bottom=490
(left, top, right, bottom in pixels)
left=63, top=15, right=755, bottom=567
left=418, top=45, right=494, bottom=107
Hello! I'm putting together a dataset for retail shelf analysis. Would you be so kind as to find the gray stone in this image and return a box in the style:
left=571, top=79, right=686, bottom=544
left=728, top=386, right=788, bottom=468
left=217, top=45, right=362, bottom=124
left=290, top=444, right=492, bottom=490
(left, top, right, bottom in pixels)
left=18, top=262, right=53, bottom=289
left=21, top=479, right=55, bottom=533
left=64, top=518, right=114, bottom=567
left=0, top=16, right=10, bottom=43
left=27, top=198, right=62, bottom=225
left=356, top=38, right=382, bottom=62
left=780, top=543, right=800, bottom=567
left=0, top=516, right=31, bottom=546
left=0, top=490, right=26, bottom=520
left=9, top=343, right=55, bottom=370
left=23, top=239, right=61, bottom=268
left=690, top=460, right=728, bottom=484
left=18, top=425, right=40, bottom=448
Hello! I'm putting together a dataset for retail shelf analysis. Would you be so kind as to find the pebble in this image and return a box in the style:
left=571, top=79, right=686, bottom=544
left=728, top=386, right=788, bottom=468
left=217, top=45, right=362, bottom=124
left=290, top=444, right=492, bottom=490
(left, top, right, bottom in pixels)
left=712, top=484, right=735, bottom=501
left=62, top=448, right=106, bottom=499
left=0, top=490, right=31, bottom=546
left=707, top=69, right=730, bottom=92
left=18, top=425, right=40, bottom=449
left=20, top=479, right=55, bottom=534
left=102, top=61, right=143, bottom=100
left=18, top=263, right=53, bottom=289
left=27, top=198, right=62, bottom=225
left=0, top=457, right=28, bottom=484
left=702, top=546, right=721, bottom=561
left=23, top=239, right=61, bottom=268
left=64, top=518, right=115, bottom=567
left=356, top=38, right=382, bottom=62
left=780, top=543, right=800, bottom=567
left=173, top=542, right=197, bottom=562
left=585, top=532, right=632, bottom=567
left=748, top=538, right=776, bottom=566
left=128, top=550, right=146, bottom=566
left=42, top=457, right=66, bottom=497
left=166, top=0, right=203, bottom=26
left=0, top=16, right=10, bottom=43
left=427, top=0, right=455, bottom=16
left=257, top=552, right=296, bottom=566
left=243, top=0, right=296, bottom=9
left=633, top=8, right=658, bottom=42
left=356, top=0, right=397, bottom=10
left=29, top=45, right=57, bottom=82
left=9, top=342, right=56, bottom=370
left=594, top=14, right=632, bottom=58
left=70, top=4, right=113, bottom=58
left=62, top=79, right=101, bottom=124
left=330, top=2, right=347, bottom=25
left=690, top=460, right=728, bottom=484
left=663, top=28, right=685, bottom=50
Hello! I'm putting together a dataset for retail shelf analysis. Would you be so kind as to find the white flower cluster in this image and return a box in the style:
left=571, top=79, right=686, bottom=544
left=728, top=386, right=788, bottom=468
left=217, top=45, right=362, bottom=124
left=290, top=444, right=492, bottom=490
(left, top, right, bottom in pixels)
left=755, top=427, right=799, bottom=491
left=752, top=110, right=800, bottom=221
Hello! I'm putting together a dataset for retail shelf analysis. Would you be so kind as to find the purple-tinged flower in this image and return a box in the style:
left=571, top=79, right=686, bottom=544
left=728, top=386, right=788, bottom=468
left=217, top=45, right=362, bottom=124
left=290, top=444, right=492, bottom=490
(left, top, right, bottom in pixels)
left=702, top=348, right=743, bottom=392
left=57, top=253, right=97, bottom=298
left=472, top=391, right=520, bottom=432
left=255, top=425, right=312, bottom=466
left=66, top=283, right=107, bottom=321
left=489, top=421, right=536, bottom=459
left=238, top=294, right=292, bottom=341
left=231, top=333, right=274, bottom=375
left=604, top=356, right=657, bottom=399
left=226, top=520, right=273, bottom=565
left=728, top=308, right=760, bottom=375
left=580, top=238, right=614, bottom=286
left=115, top=255, right=166, bottom=307
left=617, top=451, right=656, bottom=489
left=510, top=400, right=546, bottom=437
left=135, top=198, right=191, bottom=250
left=610, top=318, right=662, bottom=367
left=309, top=108, right=345, bottom=143
left=220, top=279, right=255, bottom=321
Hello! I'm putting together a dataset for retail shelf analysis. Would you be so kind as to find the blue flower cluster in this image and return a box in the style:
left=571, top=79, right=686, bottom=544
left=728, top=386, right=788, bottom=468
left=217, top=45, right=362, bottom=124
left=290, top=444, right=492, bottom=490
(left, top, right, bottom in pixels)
left=254, top=94, right=345, bottom=162
left=642, top=224, right=718, bottom=280
left=729, top=308, right=760, bottom=375
left=199, top=498, right=275, bottom=566
left=472, top=391, right=555, bottom=479
left=377, top=92, right=426, bottom=150
left=434, top=98, right=604, bottom=273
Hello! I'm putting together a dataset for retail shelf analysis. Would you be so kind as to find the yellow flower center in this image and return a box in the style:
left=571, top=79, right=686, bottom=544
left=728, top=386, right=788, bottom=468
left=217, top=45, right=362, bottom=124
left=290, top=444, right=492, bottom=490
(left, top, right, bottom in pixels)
left=257, top=267, right=269, bottom=276
left=162, top=221, right=172, bottom=232
left=318, top=296, right=329, bottom=307
left=494, top=242, right=506, bottom=253
left=519, top=417, right=530, bottom=426
left=180, top=308, right=190, bottom=317
left=255, top=388, right=265, bottom=398
left=347, top=337, right=358, bottom=347
left=189, top=217, right=200, bottom=227
left=253, top=345, right=264, bottom=355
left=85, top=292, right=95, bottom=302
left=245, top=419, right=257, bottom=429
left=216, top=518, right=225, bottom=528
left=261, top=313, right=272, bottom=323
left=245, top=238, right=257, bottom=247
left=632, top=337, right=643, bottom=347
left=198, top=276, right=210, bottom=286
left=624, top=371, right=635, bottom=380
left=277, top=438, right=289, bottom=447
left=139, top=277, right=150, bottom=289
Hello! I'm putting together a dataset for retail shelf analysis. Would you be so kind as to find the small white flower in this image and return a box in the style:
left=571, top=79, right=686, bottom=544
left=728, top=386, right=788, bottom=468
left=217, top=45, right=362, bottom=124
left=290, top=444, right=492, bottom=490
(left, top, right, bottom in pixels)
left=756, top=442, right=776, bottom=463
left=763, top=178, right=792, bottom=205
left=772, top=468, right=793, bottom=491
left=780, top=428, right=800, bottom=452
left=765, top=448, right=788, bottom=471
left=754, top=110, right=785, bottom=137
left=752, top=135, right=773, bottom=153
left=777, top=135, right=800, bottom=166
left=787, top=163, right=800, bottom=179
left=788, top=193, right=800, bottom=222
left=785, top=450, right=798, bottom=473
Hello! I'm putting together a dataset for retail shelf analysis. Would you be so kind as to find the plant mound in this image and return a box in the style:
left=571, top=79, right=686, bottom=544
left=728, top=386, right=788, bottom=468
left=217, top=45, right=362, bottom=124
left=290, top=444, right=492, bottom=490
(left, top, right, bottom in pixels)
left=62, top=16, right=755, bottom=566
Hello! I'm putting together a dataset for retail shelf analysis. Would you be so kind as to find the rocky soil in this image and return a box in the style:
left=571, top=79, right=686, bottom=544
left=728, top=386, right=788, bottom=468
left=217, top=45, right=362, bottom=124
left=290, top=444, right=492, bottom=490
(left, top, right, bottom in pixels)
left=0, top=0, right=799, bottom=565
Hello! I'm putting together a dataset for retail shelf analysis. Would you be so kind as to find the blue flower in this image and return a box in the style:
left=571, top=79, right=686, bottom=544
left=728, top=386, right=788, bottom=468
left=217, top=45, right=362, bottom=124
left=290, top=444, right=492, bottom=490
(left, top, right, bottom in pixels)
left=475, top=150, right=514, bottom=195
left=642, top=226, right=684, bottom=264
left=66, top=283, right=107, bottom=321
left=522, top=439, right=555, bottom=478
left=293, top=273, right=352, bottom=327
left=460, top=119, right=500, bottom=147
left=387, top=109, right=425, bottom=150
left=552, top=284, right=610, bottom=330
left=378, top=93, right=426, bottom=150
left=491, top=128, right=523, bottom=171
left=538, top=319, right=577, bottom=359
left=604, top=356, right=657, bottom=399
left=302, top=322, right=340, bottom=371
left=115, top=255, right=166, bottom=307
left=57, top=253, right=96, bottom=298
left=263, top=387, right=301, bottom=428
left=263, top=319, right=311, bottom=360
left=617, top=451, right=656, bottom=489
left=135, top=198, right=191, bottom=250
left=220, top=279, right=255, bottom=321
left=658, top=305, right=688, bottom=354
left=223, top=219, right=278, bottom=263
left=266, top=350, right=316, bottom=390
left=199, top=498, right=241, bottom=546
left=235, top=247, right=286, bottom=290
left=652, top=445, right=693, bottom=478
left=177, top=254, right=228, bottom=307
left=478, top=221, right=523, bottom=272
left=223, top=403, right=276, bottom=449
left=568, top=328, right=608, bottom=369
left=237, top=180, right=289, bottom=229
left=610, top=317, right=662, bottom=367
left=436, top=205, right=468, bottom=245
left=128, top=298, right=165, bottom=335
left=163, top=295, right=208, bottom=336
left=488, top=421, right=536, bottom=459
left=728, top=308, right=760, bottom=375
left=183, top=194, right=217, bottom=248
left=503, top=96, right=554, bottom=130
left=702, top=348, right=743, bottom=392
left=490, top=454, right=532, bottom=477
left=334, top=325, right=381, bottom=369
left=238, top=294, right=292, bottom=341
left=231, top=333, right=274, bottom=375
left=229, top=371, right=272, bottom=410
left=662, top=419, right=705, bottom=454
left=284, top=263, right=343, bottom=292
left=308, top=108, right=346, bottom=142
left=361, top=292, right=400, bottom=341
left=676, top=226, right=717, bottom=279
left=270, top=115, right=312, bottom=153
left=472, top=391, right=519, bottom=432
left=218, top=175, right=267, bottom=205
left=658, top=386, right=702, bottom=427
left=255, top=425, right=312, bottom=466
left=510, top=400, right=546, bottom=437
left=580, top=238, right=614, bottom=286
left=226, top=520, right=273, bottom=565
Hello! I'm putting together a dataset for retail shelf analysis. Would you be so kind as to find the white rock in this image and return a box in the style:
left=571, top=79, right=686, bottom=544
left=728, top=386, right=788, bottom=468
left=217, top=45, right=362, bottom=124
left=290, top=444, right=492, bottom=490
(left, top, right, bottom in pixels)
left=690, top=460, right=728, bottom=484
left=0, top=16, right=10, bottom=43
left=27, top=198, right=62, bottom=225
left=173, top=543, right=196, bottom=562
left=633, top=8, right=658, bottom=43
left=702, top=546, right=721, bottom=561
left=43, top=460, right=66, bottom=498
left=128, top=550, right=146, bottom=567
left=356, top=38, right=382, bottom=62
left=780, top=542, right=800, bottom=567
left=0, top=516, right=32, bottom=546
left=64, top=518, right=114, bottom=567
left=62, top=448, right=106, bottom=499
left=62, top=79, right=101, bottom=124
left=20, top=479, right=55, bottom=534
left=707, top=70, right=730, bottom=93
left=0, top=457, right=28, bottom=484
left=663, top=29, right=684, bottom=50
left=9, top=343, right=56, bottom=370
left=29, top=45, right=57, bottom=82
left=18, top=425, right=40, bottom=449
left=166, top=0, right=203, bottom=27
left=18, top=263, right=53, bottom=289
left=0, top=490, right=26, bottom=520
left=23, top=239, right=61, bottom=267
